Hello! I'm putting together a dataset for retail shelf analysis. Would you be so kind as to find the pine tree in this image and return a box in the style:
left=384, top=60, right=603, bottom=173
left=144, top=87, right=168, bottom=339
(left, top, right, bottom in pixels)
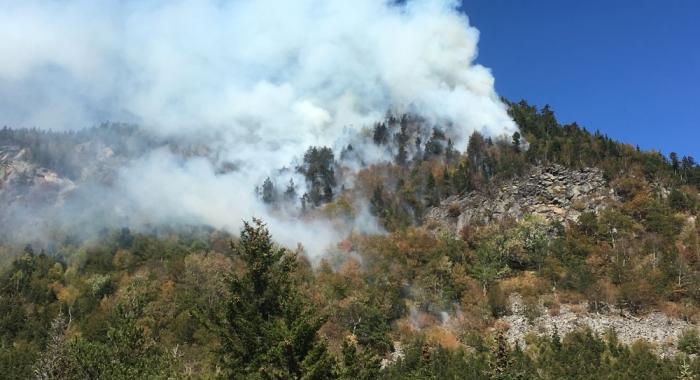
left=425, top=172, right=439, bottom=207
left=372, top=123, right=389, bottom=145
left=489, top=329, right=512, bottom=380
left=284, top=179, right=298, bottom=202
left=300, top=342, right=337, bottom=380
left=339, top=338, right=381, bottom=380
left=414, top=137, right=423, bottom=162
left=217, top=219, right=336, bottom=379
left=370, top=185, right=386, bottom=219
left=453, top=161, right=471, bottom=193
left=262, top=177, right=276, bottom=204
left=396, top=143, right=407, bottom=166
left=441, top=166, right=452, bottom=196
left=467, top=131, right=490, bottom=182
left=512, top=132, right=521, bottom=152
left=425, top=128, right=445, bottom=157
left=445, top=138, right=457, bottom=164
left=394, top=124, right=409, bottom=166
left=298, top=147, right=336, bottom=207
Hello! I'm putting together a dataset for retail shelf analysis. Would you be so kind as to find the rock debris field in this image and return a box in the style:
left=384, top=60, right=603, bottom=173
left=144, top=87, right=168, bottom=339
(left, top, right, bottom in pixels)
left=501, top=293, right=696, bottom=357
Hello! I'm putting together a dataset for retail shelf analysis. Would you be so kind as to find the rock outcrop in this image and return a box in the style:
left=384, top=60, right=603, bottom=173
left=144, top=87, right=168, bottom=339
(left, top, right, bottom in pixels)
left=425, top=164, right=618, bottom=235
left=0, top=145, right=76, bottom=205
left=501, top=294, right=694, bottom=358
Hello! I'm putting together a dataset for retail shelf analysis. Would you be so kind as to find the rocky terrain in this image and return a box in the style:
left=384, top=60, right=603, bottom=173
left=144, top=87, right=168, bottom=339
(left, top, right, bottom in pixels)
left=0, top=145, right=76, bottom=206
left=501, top=293, right=695, bottom=357
left=425, top=164, right=619, bottom=235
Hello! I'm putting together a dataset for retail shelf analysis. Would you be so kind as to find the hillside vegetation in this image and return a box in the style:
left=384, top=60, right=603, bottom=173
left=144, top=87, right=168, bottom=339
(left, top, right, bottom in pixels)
left=1, top=101, right=699, bottom=379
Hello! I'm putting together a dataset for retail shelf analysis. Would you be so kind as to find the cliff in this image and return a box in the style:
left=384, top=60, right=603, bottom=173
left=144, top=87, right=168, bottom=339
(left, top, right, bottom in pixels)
left=425, top=164, right=619, bottom=234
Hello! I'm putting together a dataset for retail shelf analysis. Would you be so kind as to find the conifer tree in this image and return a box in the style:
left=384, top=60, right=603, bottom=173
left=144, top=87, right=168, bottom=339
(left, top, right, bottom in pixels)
left=512, top=132, right=521, bottom=152
left=338, top=338, right=381, bottom=380
left=372, top=123, right=388, bottom=145
left=489, top=329, right=510, bottom=378
left=370, top=185, right=386, bottom=219
left=445, top=138, right=457, bottom=164
left=217, top=219, right=336, bottom=379
left=396, top=144, right=407, bottom=166
left=284, top=179, right=298, bottom=202
left=425, top=172, right=439, bottom=207
left=262, top=177, right=276, bottom=204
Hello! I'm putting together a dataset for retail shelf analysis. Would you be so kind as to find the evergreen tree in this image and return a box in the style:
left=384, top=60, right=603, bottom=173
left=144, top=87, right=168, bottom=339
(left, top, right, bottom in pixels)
left=284, top=179, right=298, bottom=202
left=670, top=152, right=680, bottom=172
left=425, top=172, right=439, bottom=207
left=394, top=124, right=409, bottom=166
left=414, top=137, right=423, bottom=162
left=512, top=132, right=521, bottom=152
left=216, top=219, right=336, bottom=379
left=445, top=138, right=457, bottom=164
left=339, top=338, right=381, bottom=380
left=424, top=128, right=446, bottom=157
left=370, top=185, right=386, bottom=219
left=262, top=177, right=276, bottom=204
left=467, top=131, right=490, bottom=182
left=299, top=342, right=337, bottom=380
left=396, top=143, right=407, bottom=167
left=298, top=147, right=336, bottom=207
left=372, top=123, right=389, bottom=145
left=453, top=161, right=471, bottom=193
left=489, top=330, right=509, bottom=378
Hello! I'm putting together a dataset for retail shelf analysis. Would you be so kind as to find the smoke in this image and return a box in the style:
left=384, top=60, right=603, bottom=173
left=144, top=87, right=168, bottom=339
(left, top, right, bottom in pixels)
left=0, top=0, right=516, bottom=255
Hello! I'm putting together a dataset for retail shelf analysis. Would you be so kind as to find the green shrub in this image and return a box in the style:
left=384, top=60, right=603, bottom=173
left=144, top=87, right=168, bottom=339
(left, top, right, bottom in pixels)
left=678, top=329, right=700, bottom=355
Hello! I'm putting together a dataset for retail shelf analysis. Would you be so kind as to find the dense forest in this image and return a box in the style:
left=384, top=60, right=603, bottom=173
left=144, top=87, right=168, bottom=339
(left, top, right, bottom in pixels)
left=1, top=101, right=700, bottom=379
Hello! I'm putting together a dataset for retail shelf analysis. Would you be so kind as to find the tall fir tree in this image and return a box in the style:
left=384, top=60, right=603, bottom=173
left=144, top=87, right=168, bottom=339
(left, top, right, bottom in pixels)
left=217, top=219, right=336, bottom=379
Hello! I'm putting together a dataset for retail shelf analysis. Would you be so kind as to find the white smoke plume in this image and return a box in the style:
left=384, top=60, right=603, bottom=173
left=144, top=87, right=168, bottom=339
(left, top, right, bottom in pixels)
left=0, top=0, right=516, bottom=255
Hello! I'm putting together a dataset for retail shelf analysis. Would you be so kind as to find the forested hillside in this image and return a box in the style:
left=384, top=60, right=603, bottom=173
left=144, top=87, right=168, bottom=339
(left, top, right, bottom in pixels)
left=1, top=101, right=700, bottom=379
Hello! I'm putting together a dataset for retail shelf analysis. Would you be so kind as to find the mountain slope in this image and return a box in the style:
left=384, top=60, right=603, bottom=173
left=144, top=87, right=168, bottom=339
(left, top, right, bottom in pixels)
left=0, top=102, right=699, bottom=378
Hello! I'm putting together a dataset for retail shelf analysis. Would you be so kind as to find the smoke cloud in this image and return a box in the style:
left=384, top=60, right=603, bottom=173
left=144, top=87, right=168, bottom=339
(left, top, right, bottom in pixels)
left=0, top=0, right=516, bottom=255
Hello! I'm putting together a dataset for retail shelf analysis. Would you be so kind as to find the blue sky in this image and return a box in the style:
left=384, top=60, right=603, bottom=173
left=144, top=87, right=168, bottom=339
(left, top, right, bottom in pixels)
left=460, top=0, right=699, bottom=159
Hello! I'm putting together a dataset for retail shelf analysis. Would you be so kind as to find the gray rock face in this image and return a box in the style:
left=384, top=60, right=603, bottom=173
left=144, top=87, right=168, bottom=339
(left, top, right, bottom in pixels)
left=0, top=141, right=123, bottom=207
left=502, top=294, right=694, bottom=358
left=425, top=164, right=618, bottom=234
left=0, top=146, right=76, bottom=205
